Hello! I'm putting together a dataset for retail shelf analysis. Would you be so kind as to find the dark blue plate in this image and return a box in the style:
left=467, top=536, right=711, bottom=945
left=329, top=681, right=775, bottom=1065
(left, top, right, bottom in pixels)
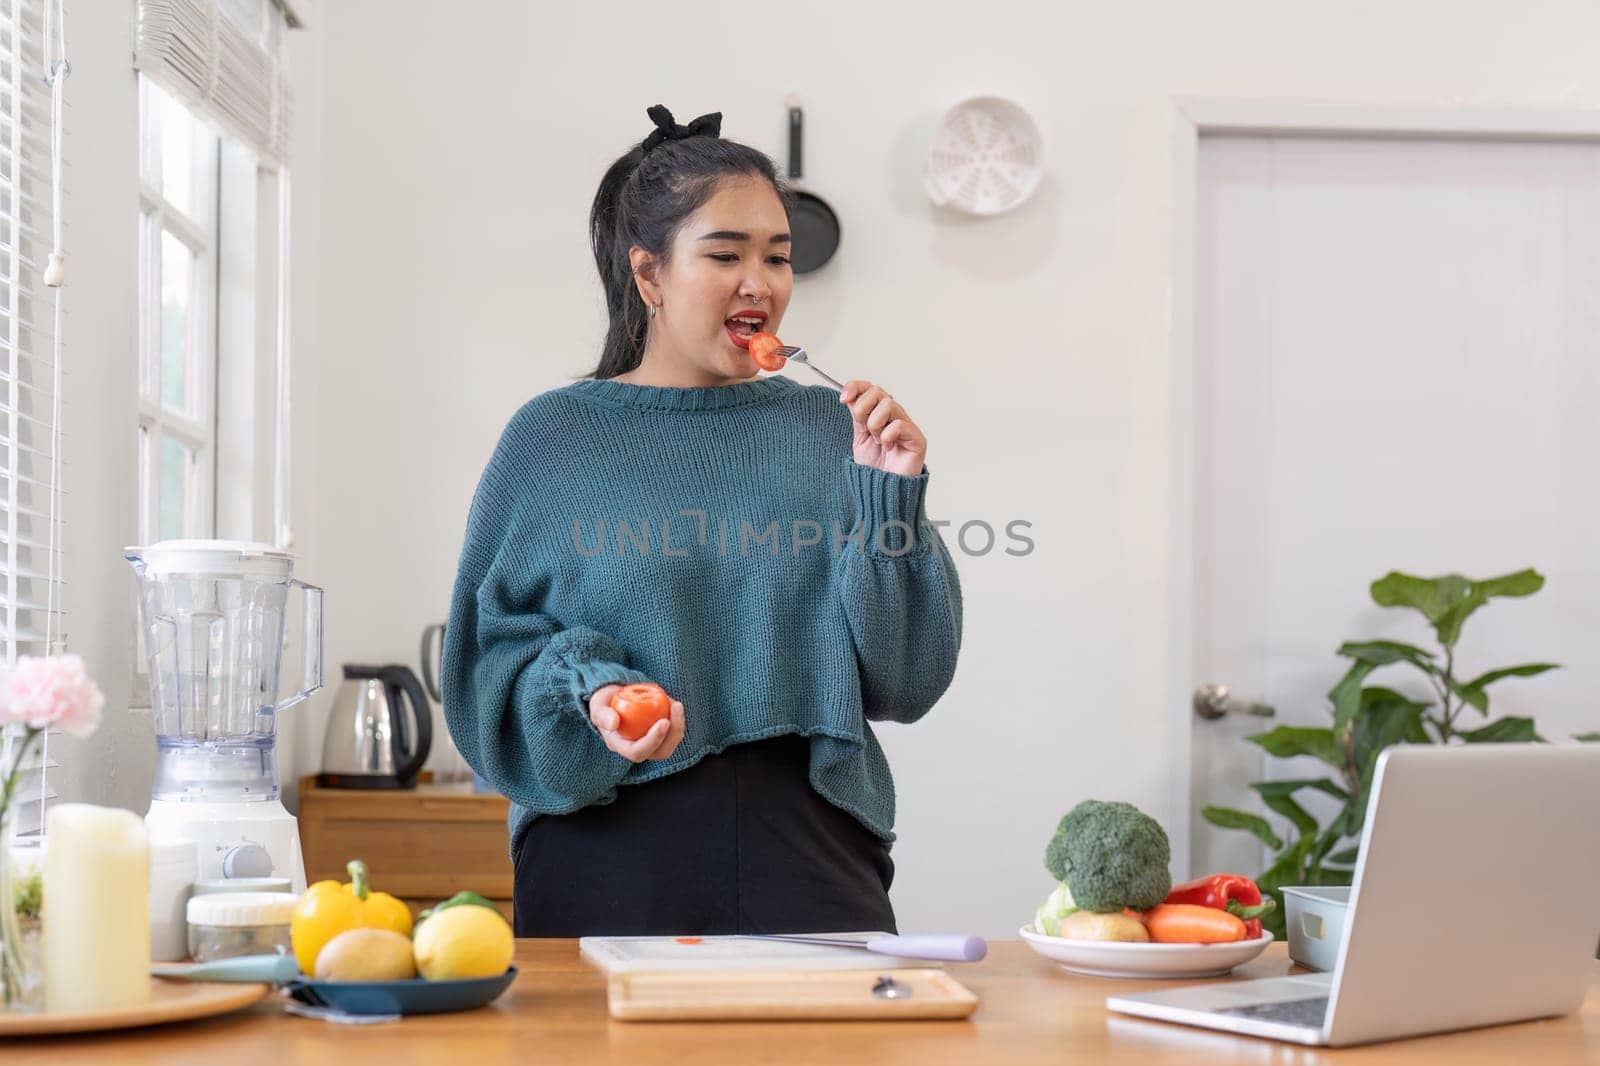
left=288, top=967, right=517, bottom=1015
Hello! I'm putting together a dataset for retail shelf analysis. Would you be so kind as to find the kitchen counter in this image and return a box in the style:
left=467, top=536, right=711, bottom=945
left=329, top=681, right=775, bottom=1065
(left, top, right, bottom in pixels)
left=5, top=942, right=1597, bottom=1063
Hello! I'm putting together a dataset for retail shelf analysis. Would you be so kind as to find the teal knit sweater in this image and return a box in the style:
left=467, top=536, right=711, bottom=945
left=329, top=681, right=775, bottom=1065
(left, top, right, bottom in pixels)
left=440, top=375, right=963, bottom=857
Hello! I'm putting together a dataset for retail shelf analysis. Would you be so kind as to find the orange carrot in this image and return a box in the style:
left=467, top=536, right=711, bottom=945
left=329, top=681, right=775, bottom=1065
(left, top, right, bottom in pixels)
left=1142, top=903, right=1247, bottom=944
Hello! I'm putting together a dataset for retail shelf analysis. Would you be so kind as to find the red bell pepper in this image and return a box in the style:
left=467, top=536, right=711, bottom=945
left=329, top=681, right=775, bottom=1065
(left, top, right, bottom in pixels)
left=1165, top=874, right=1275, bottom=938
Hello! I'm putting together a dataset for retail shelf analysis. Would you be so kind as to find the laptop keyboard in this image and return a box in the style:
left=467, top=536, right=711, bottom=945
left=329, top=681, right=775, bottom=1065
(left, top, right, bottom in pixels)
left=1215, top=996, right=1330, bottom=1030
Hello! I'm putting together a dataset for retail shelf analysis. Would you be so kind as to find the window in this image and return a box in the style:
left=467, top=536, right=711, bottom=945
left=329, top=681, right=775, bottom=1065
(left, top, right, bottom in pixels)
left=131, top=0, right=298, bottom=706
left=133, top=0, right=297, bottom=551
left=1, top=0, right=65, bottom=840
left=137, top=77, right=220, bottom=544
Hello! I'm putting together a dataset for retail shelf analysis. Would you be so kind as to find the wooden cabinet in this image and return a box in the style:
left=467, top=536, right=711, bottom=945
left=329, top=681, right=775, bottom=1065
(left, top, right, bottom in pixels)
left=297, top=775, right=514, bottom=920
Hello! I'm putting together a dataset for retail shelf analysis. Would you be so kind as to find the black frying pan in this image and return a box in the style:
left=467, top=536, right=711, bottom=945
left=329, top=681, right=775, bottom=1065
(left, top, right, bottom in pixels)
left=787, top=104, right=841, bottom=275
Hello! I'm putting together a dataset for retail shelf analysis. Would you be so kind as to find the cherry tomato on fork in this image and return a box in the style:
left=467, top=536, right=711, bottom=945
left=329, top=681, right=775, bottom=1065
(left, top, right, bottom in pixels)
left=748, top=331, right=787, bottom=372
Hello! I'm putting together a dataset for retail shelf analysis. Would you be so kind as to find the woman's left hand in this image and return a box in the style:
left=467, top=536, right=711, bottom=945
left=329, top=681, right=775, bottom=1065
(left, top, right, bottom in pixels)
left=840, top=380, right=927, bottom=477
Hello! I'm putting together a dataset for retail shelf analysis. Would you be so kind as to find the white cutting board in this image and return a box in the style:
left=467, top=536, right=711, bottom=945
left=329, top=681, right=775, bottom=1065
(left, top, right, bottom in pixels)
left=580, top=932, right=932, bottom=974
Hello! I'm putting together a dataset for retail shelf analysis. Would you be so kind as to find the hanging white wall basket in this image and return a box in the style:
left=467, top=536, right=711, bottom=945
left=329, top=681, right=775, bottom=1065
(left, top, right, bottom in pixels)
left=925, top=96, right=1044, bottom=217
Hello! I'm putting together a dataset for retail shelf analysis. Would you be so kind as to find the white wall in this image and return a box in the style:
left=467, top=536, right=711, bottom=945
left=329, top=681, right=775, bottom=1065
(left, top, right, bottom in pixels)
left=273, top=2, right=328, bottom=820
left=58, top=0, right=1600, bottom=938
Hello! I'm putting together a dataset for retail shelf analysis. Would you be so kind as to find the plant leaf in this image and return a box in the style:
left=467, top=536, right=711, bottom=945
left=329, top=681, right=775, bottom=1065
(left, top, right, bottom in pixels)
left=1351, top=687, right=1429, bottom=795
left=1327, top=846, right=1361, bottom=864
left=1328, top=660, right=1378, bottom=733
left=1329, top=797, right=1366, bottom=840
left=1201, top=805, right=1283, bottom=850
left=1369, top=569, right=1544, bottom=648
left=1256, top=834, right=1315, bottom=894
left=1451, top=662, right=1561, bottom=715
left=1306, top=824, right=1347, bottom=869
left=1474, top=570, right=1547, bottom=597
left=1459, top=716, right=1543, bottom=743
left=1259, top=793, right=1319, bottom=839
left=1445, top=675, right=1488, bottom=714
left=1336, top=640, right=1437, bottom=669
left=1576, top=732, right=1600, bottom=742
left=1247, top=725, right=1344, bottom=767
left=1252, top=835, right=1318, bottom=941
left=1250, top=778, right=1351, bottom=802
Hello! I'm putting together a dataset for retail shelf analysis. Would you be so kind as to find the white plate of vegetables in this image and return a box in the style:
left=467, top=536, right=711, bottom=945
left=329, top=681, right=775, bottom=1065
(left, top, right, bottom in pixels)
left=1020, top=922, right=1274, bottom=980
left=1022, top=800, right=1277, bottom=979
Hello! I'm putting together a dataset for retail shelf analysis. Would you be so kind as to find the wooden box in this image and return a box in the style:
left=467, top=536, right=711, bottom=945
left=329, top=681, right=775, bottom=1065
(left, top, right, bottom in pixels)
left=296, top=775, right=514, bottom=920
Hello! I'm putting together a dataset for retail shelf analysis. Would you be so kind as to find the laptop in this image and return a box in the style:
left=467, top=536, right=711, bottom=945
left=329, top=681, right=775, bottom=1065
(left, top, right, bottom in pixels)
left=1107, top=743, right=1600, bottom=1046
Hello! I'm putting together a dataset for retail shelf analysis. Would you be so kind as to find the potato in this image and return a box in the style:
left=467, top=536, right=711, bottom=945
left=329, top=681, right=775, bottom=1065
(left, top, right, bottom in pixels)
left=1056, top=910, right=1150, bottom=942
left=313, top=927, right=417, bottom=981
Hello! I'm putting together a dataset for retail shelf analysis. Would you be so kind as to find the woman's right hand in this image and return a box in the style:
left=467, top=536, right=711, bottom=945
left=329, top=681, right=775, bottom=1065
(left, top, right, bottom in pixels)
left=588, top=684, right=686, bottom=763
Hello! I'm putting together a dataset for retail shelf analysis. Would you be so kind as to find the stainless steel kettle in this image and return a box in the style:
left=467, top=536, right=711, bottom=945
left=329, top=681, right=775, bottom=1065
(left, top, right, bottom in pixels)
left=317, top=664, right=433, bottom=789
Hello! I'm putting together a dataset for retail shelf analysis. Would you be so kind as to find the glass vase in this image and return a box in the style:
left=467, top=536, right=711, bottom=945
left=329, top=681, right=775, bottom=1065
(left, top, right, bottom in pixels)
left=0, top=806, right=44, bottom=1012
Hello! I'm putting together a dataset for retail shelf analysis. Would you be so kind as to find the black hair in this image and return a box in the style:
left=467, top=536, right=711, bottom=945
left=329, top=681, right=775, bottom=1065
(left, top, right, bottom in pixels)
left=586, top=108, right=793, bottom=380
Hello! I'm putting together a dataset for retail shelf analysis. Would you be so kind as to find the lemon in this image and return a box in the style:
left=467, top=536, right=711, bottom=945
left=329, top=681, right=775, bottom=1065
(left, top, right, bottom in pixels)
left=412, top=903, right=514, bottom=981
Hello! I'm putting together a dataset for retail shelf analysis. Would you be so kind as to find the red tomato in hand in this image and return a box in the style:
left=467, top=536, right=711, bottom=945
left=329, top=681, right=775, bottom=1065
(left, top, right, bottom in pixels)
left=748, top=332, right=786, bottom=372
left=611, top=683, right=672, bottom=741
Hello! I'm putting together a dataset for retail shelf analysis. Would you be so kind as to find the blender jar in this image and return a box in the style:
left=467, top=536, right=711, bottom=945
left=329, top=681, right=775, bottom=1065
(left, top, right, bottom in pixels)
left=125, top=540, right=324, bottom=803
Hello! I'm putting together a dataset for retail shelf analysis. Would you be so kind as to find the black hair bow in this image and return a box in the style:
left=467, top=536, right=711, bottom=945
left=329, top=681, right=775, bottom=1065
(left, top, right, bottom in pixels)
left=641, top=104, right=723, bottom=154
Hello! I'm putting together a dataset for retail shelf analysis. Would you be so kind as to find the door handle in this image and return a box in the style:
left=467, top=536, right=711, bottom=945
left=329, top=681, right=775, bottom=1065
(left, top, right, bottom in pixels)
left=1193, top=683, right=1276, bottom=721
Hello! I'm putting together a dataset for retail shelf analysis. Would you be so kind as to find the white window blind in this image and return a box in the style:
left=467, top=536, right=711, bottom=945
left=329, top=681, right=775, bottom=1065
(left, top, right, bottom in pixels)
left=133, top=0, right=299, bottom=167
left=0, top=0, right=65, bottom=842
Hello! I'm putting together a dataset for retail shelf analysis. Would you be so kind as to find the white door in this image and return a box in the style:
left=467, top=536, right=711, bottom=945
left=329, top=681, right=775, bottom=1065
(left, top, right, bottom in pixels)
left=1186, top=131, right=1600, bottom=885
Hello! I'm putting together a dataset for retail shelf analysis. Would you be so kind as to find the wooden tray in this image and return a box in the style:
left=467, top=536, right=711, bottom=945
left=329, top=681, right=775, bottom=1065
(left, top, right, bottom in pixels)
left=0, top=979, right=268, bottom=1037
left=607, top=967, right=979, bottom=1021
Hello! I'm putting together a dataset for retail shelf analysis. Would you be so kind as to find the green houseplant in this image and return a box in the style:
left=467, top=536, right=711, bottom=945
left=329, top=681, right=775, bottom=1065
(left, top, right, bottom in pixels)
left=1202, top=569, right=1594, bottom=939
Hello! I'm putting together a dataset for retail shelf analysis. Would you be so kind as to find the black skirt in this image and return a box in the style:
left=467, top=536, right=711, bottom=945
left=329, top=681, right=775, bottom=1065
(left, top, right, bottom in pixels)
left=512, top=734, right=897, bottom=937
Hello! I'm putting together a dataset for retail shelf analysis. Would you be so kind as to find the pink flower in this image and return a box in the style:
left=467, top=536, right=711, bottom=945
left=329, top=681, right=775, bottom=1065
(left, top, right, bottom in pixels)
left=0, top=654, right=105, bottom=737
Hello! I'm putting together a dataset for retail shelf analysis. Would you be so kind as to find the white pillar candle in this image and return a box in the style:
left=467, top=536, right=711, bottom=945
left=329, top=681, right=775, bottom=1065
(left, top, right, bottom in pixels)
left=43, top=804, right=151, bottom=1013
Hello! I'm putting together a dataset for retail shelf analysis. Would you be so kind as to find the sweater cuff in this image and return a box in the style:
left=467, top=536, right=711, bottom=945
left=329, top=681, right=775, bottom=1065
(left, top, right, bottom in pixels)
left=566, top=658, right=655, bottom=715
left=844, top=456, right=931, bottom=556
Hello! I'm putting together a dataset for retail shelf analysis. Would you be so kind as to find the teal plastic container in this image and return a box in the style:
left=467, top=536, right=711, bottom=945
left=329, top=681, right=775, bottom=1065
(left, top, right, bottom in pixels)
left=1282, top=886, right=1351, bottom=972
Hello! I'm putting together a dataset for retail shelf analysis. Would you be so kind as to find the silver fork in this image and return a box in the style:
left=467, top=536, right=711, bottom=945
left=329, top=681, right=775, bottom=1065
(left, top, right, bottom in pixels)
left=775, top=345, right=845, bottom=391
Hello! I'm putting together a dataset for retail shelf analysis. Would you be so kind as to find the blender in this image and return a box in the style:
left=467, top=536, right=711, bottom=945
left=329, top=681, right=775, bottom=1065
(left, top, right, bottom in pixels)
left=126, top=540, right=324, bottom=891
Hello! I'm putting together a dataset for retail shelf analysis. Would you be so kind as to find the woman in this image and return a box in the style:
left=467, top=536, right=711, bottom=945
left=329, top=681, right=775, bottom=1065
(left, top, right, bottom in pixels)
left=441, top=105, right=963, bottom=937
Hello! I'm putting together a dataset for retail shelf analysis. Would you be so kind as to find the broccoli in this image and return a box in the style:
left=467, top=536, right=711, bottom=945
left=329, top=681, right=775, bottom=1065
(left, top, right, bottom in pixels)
left=1034, top=882, right=1079, bottom=935
left=1043, top=799, right=1172, bottom=913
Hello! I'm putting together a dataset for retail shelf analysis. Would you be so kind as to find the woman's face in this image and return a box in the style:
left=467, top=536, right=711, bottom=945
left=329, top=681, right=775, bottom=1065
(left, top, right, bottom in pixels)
left=634, top=177, right=793, bottom=383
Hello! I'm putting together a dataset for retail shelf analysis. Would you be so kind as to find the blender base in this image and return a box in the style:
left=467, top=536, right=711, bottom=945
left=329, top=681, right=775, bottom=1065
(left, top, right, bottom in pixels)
left=144, top=799, right=308, bottom=893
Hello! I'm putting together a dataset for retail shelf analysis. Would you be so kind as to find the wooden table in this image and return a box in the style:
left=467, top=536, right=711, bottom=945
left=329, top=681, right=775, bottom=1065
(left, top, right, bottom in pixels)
left=4, top=943, right=1596, bottom=1063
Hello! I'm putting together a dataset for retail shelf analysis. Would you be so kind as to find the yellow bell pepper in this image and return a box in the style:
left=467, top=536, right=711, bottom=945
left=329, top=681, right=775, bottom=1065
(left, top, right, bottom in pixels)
left=290, top=860, right=413, bottom=974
